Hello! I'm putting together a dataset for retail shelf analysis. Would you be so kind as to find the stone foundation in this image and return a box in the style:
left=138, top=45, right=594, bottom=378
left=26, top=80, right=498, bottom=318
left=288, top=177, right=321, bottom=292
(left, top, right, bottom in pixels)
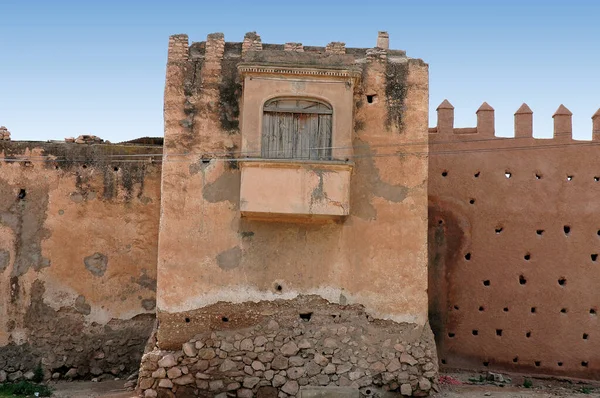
left=0, top=314, right=155, bottom=382
left=138, top=298, right=438, bottom=397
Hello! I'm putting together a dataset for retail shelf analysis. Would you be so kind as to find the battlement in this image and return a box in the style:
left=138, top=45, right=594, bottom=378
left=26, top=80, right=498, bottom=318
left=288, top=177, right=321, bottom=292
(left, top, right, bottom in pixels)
left=429, top=100, right=600, bottom=141
left=169, top=31, right=413, bottom=66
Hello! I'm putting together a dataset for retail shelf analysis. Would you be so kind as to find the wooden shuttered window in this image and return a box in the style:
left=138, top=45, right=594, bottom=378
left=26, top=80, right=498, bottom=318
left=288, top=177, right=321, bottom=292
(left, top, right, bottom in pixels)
left=261, top=98, right=333, bottom=160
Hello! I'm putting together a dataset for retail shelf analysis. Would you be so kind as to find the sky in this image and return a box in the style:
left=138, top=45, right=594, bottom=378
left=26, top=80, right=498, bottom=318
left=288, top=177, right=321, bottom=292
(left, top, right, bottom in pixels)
left=0, top=0, right=599, bottom=142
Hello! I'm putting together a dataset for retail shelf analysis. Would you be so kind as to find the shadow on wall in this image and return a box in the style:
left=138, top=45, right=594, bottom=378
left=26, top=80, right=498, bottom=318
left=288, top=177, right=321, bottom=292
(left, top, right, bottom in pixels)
left=427, top=197, right=470, bottom=363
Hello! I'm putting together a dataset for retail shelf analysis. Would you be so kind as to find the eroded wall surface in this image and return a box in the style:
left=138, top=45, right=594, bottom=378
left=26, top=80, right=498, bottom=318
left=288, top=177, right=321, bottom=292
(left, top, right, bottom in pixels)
left=142, top=33, right=436, bottom=397
left=428, top=103, right=600, bottom=380
left=0, top=142, right=162, bottom=381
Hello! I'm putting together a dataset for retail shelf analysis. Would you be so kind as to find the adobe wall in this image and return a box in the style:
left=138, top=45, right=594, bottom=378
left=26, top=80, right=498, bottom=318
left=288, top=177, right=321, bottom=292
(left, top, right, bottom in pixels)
left=0, top=141, right=162, bottom=382
left=428, top=102, right=600, bottom=380
left=141, top=33, right=438, bottom=397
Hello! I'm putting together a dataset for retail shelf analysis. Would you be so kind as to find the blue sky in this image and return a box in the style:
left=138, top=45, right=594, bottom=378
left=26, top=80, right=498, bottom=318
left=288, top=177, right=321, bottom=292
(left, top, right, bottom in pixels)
left=1, top=0, right=598, bottom=142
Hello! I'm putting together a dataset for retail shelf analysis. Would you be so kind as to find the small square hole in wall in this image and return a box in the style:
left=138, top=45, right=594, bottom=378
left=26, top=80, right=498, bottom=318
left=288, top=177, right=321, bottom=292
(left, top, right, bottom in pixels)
left=505, top=171, right=512, bottom=179
left=567, top=175, right=573, bottom=181
left=474, top=171, right=480, bottom=178
left=595, top=177, right=599, bottom=182
left=472, top=330, right=479, bottom=336
left=535, top=173, right=542, bottom=180
left=558, top=277, right=567, bottom=286
left=583, top=333, right=589, bottom=340
left=590, top=308, right=597, bottom=315
left=535, top=361, right=541, bottom=367
left=536, top=229, right=545, bottom=236
left=496, top=329, right=503, bottom=336
left=366, top=94, right=377, bottom=104
left=526, top=331, right=532, bottom=338
left=592, top=254, right=598, bottom=262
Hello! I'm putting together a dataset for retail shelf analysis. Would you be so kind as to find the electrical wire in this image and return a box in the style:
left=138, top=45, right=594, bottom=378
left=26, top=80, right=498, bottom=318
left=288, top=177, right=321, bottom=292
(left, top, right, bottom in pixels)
left=2, top=134, right=599, bottom=163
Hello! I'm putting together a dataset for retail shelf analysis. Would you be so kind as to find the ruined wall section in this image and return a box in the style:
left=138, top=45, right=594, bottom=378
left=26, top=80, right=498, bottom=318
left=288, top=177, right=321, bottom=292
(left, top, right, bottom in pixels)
left=428, top=102, right=600, bottom=380
left=150, top=33, right=436, bottom=397
left=0, top=141, right=162, bottom=381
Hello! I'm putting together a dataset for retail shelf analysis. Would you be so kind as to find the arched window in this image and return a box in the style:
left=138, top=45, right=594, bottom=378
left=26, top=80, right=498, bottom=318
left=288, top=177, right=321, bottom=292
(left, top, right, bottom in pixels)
left=261, top=98, right=332, bottom=160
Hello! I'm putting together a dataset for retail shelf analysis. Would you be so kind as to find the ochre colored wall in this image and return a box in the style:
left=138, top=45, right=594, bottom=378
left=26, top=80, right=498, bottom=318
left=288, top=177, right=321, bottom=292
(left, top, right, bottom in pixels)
left=0, top=142, right=162, bottom=380
left=429, top=102, right=600, bottom=380
left=157, top=34, right=430, bottom=343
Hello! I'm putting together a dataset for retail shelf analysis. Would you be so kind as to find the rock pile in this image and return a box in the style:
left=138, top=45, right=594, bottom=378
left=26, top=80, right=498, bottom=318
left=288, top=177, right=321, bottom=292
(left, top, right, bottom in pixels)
left=65, top=135, right=104, bottom=144
left=137, top=316, right=438, bottom=397
left=0, top=126, right=10, bottom=141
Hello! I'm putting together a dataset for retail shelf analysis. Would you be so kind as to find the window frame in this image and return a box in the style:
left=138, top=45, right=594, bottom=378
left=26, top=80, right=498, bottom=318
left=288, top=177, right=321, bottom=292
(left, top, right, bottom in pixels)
left=261, top=97, right=333, bottom=161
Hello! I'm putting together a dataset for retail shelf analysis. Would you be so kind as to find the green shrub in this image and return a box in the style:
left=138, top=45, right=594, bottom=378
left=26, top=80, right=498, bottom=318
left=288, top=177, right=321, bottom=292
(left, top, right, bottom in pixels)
left=0, top=381, right=53, bottom=397
left=33, top=363, right=44, bottom=383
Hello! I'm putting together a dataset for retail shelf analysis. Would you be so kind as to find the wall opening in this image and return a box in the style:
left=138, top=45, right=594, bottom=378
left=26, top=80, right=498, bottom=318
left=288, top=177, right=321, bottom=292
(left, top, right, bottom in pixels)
left=366, top=94, right=377, bottom=104
left=558, top=277, right=567, bottom=286
left=299, top=312, right=313, bottom=322
left=17, top=189, right=26, bottom=200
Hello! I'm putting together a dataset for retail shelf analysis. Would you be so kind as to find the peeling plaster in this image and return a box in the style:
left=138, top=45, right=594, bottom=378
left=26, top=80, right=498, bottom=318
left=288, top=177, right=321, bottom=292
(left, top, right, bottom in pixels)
left=157, top=286, right=424, bottom=325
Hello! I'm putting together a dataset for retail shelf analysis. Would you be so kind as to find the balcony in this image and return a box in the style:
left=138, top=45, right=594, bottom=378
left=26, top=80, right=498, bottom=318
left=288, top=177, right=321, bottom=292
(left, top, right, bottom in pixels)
left=239, top=159, right=352, bottom=222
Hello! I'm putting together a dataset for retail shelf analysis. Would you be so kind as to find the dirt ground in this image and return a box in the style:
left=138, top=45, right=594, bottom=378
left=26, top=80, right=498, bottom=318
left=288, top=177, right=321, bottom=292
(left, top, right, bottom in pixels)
left=432, top=371, right=600, bottom=398
left=47, top=371, right=600, bottom=397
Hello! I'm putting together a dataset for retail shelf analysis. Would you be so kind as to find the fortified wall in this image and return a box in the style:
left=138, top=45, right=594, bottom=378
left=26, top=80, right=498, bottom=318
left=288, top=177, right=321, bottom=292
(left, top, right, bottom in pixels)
left=428, top=102, right=600, bottom=379
left=0, top=139, right=162, bottom=382
left=137, top=32, right=438, bottom=397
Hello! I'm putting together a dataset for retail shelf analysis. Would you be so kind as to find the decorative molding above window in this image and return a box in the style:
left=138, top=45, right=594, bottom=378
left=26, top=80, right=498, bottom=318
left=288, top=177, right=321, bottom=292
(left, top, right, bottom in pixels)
left=238, top=64, right=361, bottom=81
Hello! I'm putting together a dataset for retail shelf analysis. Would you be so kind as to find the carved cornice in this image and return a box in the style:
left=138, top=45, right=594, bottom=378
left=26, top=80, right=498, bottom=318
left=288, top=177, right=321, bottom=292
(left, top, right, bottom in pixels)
left=238, top=63, right=361, bottom=82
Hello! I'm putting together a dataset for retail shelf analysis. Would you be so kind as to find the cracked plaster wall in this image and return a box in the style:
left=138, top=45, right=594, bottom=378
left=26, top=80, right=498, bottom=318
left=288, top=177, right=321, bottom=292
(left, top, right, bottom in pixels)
left=157, top=34, right=430, bottom=349
left=0, top=142, right=162, bottom=379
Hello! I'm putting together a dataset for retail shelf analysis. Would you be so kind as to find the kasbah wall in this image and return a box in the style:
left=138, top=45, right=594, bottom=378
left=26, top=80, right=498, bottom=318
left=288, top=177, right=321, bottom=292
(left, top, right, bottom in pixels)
left=0, top=138, right=163, bottom=382
left=3, top=27, right=600, bottom=398
left=428, top=101, right=600, bottom=380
